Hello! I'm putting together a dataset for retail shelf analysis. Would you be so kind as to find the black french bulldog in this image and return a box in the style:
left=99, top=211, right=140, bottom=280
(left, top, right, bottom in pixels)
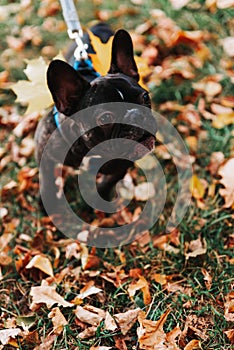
left=35, top=28, right=157, bottom=213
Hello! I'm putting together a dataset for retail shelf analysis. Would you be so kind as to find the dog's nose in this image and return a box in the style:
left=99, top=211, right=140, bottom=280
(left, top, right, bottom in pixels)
left=124, top=108, right=157, bottom=135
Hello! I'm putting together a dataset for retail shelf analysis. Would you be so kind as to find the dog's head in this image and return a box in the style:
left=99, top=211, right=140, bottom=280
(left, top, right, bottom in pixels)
left=47, top=29, right=157, bottom=160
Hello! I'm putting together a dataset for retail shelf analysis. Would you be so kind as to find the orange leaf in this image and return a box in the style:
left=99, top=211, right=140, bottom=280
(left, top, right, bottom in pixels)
left=88, top=30, right=113, bottom=76
left=137, top=310, right=179, bottom=349
left=128, top=276, right=151, bottom=304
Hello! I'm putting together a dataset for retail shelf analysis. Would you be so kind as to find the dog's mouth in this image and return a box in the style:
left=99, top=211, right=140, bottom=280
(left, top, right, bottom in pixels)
left=131, top=133, right=156, bottom=160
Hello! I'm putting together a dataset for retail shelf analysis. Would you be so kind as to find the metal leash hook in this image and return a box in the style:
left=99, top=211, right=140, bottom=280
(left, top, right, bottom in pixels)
left=59, top=0, right=88, bottom=61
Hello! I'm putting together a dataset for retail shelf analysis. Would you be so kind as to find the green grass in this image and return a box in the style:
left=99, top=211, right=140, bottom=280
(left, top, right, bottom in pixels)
left=1, top=0, right=234, bottom=349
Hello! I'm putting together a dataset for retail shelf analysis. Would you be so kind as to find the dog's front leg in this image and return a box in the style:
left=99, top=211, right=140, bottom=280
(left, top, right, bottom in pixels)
left=38, top=158, right=58, bottom=214
left=97, top=160, right=133, bottom=200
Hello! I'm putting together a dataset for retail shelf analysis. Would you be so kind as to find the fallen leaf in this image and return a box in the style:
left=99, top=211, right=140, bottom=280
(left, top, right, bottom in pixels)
left=34, top=334, right=56, bottom=350
left=0, top=207, right=8, bottom=219
left=192, top=80, right=222, bottom=98
left=212, top=112, right=234, bottom=129
left=217, top=0, right=234, bottom=8
left=184, top=339, right=202, bottom=349
left=137, top=310, right=175, bottom=349
left=104, top=311, right=118, bottom=331
left=75, top=282, right=102, bottom=302
left=190, top=175, right=206, bottom=200
left=11, top=57, right=53, bottom=114
left=218, top=158, right=234, bottom=208
left=0, top=328, right=21, bottom=346
left=48, top=307, right=68, bottom=335
left=185, top=236, right=207, bottom=260
left=75, top=306, right=104, bottom=326
left=207, top=152, right=225, bottom=175
left=224, top=328, right=234, bottom=344
left=224, top=291, right=234, bottom=322
left=201, top=268, right=212, bottom=290
left=78, top=326, right=97, bottom=339
left=26, top=255, right=54, bottom=277
left=114, top=308, right=140, bottom=335
left=128, top=276, right=151, bottom=304
left=30, top=285, right=73, bottom=309
left=222, top=37, right=234, bottom=57
left=134, top=182, right=155, bottom=201
left=169, top=0, right=190, bottom=10
left=90, top=346, right=112, bottom=350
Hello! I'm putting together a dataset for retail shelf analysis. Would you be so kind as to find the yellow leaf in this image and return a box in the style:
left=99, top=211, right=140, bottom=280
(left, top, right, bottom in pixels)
left=11, top=57, right=53, bottom=114
left=190, top=175, right=206, bottom=199
left=88, top=30, right=113, bottom=76
left=212, top=112, right=234, bottom=129
left=89, top=31, right=150, bottom=89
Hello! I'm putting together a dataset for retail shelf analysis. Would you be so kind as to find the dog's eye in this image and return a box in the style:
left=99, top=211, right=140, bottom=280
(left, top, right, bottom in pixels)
left=97, top=112, right=114, bottom=126
left=142, top=92, right=150, bottom=105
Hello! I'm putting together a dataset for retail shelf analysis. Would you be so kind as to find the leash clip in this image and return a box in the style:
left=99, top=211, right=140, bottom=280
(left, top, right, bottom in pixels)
left=68, top=30, right=88, bottom=61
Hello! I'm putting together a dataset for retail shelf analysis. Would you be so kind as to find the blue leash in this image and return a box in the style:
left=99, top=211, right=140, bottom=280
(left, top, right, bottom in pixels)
left=54, top=58, right=100, bottom=130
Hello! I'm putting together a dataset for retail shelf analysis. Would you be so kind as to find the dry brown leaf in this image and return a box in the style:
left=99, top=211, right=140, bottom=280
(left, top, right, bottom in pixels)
left=26, top=255, right=54, bottom=277
left=90, top=347, right=112, bottom=350
left=222, top=37, right=234, bottom=57
left=104, top=311, right=118, bottom=331
left=34, top=334, right=56, bottom=350
left=207, top=152, right=225, bottom=175
left=0, top=328, right=21, bottom=346
left=78, top=326, right=97, bottom=340
left=76, top=282, right=102, bottom=301
left=184, top=339, right=201, bottom=349
left=128, top=276, right=151, bottom=304
left=75, top=306, right=104, bottom=326
left=217, top=0, right=234, bottom=9
left=218, top=158, right=234, bottom=208
left=152, top=273, right=168, bottom=286
left=114, top=308, right=140, bottom=335
left=137, top=310, right=178, bottom=349
left=224, top=291, right=234, bottom=322
left=185, top=236, right=207, bottom=260
left=30, top=285, right=73, bottom=309
left=192, top=80, right=222, bottom=98
left=48, top=307, right=67, bottom=335
left=134, top=182, right=155, bottom=201
left=169, top=0, right=190, bottom=9
left=224, top=328, right=234, bottom=344
left=201, top=268, right=212, bottom=290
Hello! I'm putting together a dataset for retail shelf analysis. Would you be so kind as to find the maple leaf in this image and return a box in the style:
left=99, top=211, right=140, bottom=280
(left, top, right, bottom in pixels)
left=88, top=30, right=113, bottom=76
left=89, top=30, right=150, bottom=88
left=11, top=56, right=53, bottom=114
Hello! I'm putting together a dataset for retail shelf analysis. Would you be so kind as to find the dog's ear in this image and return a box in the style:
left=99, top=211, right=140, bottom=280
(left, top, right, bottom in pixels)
left=47, top=60, right=90, bottom=115
left=108, top=29, right=139, bottom=82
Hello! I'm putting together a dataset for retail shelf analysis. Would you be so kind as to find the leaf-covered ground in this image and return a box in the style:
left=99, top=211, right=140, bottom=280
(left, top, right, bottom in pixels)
left=0, top=0, right=234, bottom=349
